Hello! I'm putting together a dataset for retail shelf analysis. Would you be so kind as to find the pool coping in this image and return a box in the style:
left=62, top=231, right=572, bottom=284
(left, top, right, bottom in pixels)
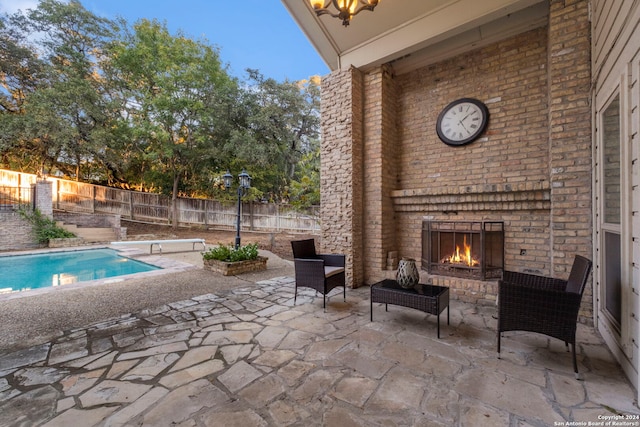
left=0, top=245, right=199, bottom=301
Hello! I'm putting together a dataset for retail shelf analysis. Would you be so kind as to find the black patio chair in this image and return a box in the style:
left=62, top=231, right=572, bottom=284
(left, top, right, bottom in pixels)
left=497, top=255, right=592, bottom=378
left=291, top=239, right=346, bottom=310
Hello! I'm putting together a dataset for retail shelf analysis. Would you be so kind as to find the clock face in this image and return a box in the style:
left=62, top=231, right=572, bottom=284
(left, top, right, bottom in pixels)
left=436, top=98, right=489, bottom=146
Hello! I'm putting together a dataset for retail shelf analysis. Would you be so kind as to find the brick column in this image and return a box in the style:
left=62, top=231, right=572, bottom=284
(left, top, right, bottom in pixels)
left=320, top=67, right=364, bottom=288
left=35, top=180, right=53, bottom=218
left=363, top=65, right=399, bottom=284
left=548, top=0, right=592, bottom=317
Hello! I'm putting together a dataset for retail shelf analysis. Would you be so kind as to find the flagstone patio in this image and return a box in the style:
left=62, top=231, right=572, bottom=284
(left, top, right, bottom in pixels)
left=0, top=277, right=638, bottom=426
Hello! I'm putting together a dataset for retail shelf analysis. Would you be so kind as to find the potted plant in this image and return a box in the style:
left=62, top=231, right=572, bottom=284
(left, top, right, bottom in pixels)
left=202, top=242, right=268, bottom=276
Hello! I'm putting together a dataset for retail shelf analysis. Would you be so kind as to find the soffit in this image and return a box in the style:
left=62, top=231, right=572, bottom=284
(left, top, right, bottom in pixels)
left=281, top=0, right=548, bottom=75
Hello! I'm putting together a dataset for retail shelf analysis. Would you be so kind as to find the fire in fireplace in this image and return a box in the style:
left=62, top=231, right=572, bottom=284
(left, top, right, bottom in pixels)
left=441, top=234, right=479, bottom=267
left=421, top=221, right=504, bottom=280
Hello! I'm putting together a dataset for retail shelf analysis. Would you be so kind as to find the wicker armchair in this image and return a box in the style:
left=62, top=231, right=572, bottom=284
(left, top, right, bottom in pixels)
left=497, top=255, right=592, bottom=378
left=291, top=239, right=346, bottom=310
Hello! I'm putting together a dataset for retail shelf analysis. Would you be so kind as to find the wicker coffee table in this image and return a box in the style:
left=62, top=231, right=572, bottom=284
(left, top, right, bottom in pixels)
left=370, top=279, right=450, bottom=338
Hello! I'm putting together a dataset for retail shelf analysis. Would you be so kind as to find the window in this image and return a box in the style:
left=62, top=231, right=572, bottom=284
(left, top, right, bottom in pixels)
left=600, top=94, right=622, bottom=328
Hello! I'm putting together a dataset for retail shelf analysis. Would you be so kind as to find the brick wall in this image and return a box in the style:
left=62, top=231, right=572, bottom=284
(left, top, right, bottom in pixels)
left=395, top=26, right=549, bottom=191
left=363, top=65, right=399, bottom=284
left=548, top=0, right=593, bottom=321
left=320, top=2, right=593, bottom=321
left=391, top=26, right=554, bottom=283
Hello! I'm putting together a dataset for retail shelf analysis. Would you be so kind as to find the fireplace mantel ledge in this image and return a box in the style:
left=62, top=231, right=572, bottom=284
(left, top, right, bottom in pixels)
left=390, top=181, right=551, bottom=212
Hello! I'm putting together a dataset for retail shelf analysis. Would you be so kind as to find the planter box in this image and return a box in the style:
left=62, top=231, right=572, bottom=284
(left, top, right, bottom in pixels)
left=203, top=256, right=268, bottom=276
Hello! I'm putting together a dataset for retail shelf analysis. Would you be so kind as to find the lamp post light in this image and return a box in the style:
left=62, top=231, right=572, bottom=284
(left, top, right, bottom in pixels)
left=223, top=169, right=251, bottom=249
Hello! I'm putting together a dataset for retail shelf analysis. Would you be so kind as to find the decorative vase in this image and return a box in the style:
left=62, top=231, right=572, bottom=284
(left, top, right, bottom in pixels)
left=396, top=257, right=419, bottom=288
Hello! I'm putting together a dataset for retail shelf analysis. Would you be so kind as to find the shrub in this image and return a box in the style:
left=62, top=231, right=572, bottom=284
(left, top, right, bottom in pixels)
left=202, top=242, right=259, bottom=262
left=19, top=208, right=76, bottom=244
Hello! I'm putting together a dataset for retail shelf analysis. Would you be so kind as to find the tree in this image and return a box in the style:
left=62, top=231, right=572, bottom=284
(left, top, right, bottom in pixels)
left=107, top=18, right=239, bottom=227
left=289, top=143, right=320, bottom=209
left=0, top=12, right=45, bottom=168
left=226, top=71, right=320, bottom=202
left=0, top=1, right=322, bottom=207
left=0, top=15, right=43, bottom=115
left=0, top=0, right=118, bottom=179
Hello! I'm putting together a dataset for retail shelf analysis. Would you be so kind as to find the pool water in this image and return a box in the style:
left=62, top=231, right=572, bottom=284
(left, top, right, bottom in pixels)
left=0, top=248, right=160, bottom=293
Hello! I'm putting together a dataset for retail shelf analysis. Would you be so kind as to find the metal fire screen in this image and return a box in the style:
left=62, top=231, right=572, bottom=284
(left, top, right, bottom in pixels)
left=421, top=221, right=504, bottom=280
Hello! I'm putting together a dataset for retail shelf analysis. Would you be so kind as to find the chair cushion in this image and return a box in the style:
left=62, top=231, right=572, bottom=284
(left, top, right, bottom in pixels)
left=325, top=266, right=345, bottom=278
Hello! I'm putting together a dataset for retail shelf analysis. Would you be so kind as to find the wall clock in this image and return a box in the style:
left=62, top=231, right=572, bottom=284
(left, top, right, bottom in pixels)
left=436, top=98, right=489, bottom=146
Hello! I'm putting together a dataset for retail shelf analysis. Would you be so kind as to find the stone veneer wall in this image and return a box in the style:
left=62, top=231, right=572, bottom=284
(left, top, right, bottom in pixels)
left=320, top=67, right=364, bottom=288
left=320, top=2, right=593, bottom=321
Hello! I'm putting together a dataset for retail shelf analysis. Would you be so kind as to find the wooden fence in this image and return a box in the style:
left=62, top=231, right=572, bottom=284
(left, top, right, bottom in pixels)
left=0, top=169, right=320, bottom=233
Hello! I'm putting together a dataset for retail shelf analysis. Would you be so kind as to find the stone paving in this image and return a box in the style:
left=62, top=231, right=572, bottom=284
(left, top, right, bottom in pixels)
left=0, top=277, right=638, bottom=426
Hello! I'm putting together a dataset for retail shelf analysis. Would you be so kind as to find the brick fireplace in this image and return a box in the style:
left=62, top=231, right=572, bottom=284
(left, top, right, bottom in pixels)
left=390, top=181, right=551, bottom=304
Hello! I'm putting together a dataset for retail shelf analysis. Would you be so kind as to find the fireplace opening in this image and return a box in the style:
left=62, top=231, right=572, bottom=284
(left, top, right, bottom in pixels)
left=421, top=221, right=504, bottom=280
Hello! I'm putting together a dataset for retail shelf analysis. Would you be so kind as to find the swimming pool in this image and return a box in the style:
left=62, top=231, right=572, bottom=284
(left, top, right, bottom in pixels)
left=0, top=248, right=160, bottom=293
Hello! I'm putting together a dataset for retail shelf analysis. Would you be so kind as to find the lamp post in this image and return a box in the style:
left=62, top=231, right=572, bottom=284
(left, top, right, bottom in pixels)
left=223, top=169, right=251, bottom=249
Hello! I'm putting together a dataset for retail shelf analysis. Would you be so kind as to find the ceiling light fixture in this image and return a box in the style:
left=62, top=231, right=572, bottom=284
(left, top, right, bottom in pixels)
left=309, top=0, right=380, bottom=26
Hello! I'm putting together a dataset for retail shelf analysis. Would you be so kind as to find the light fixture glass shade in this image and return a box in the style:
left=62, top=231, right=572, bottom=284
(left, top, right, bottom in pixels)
left=222, top=170, right=233, bottom=189
left=310, top=0, right=379, bottom=26
left=337, top=0, right=352, bottom=11
left=238, top=170, right=251, bottom=189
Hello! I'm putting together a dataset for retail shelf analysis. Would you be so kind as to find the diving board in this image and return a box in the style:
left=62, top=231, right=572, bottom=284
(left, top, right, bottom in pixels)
left=111, top=238, right=206, bottom=254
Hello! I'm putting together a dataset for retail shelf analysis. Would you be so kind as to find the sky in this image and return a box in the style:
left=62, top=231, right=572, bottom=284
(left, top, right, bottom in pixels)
left=0, top=0, right=330, bottom=82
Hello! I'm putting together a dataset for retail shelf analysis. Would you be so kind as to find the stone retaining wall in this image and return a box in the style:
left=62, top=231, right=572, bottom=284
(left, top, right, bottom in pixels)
left=0, top=212, right=40, bottom=251
left=54, top=212, right=125, bottom=240
left=48, top=237, right=86, bottom=248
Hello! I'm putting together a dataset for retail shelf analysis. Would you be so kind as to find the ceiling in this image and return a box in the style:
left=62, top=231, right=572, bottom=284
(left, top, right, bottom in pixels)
left=281, top=0, right=549, bottom=75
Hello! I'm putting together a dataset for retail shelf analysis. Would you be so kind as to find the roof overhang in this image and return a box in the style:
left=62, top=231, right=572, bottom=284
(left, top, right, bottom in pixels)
left=281, top=0, right=548, bottom=75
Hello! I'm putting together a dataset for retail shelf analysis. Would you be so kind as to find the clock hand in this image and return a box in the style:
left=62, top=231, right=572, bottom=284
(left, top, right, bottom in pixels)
left=459, top=120, right=470, bottom=133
